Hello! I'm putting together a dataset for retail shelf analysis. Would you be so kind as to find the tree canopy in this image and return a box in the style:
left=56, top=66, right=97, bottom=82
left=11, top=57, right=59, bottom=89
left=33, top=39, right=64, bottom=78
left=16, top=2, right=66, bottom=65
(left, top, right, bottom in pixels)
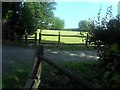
left=78, top=20, right=90, bottom=31
left=50, top=17, right=64, bottom=30
left=2, top=2, right=59, bottom=41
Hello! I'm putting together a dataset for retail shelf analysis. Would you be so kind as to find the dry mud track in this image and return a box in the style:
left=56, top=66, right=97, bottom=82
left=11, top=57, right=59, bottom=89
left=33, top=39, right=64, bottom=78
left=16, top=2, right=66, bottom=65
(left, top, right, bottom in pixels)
left=2, top=45, right=99, bottom=77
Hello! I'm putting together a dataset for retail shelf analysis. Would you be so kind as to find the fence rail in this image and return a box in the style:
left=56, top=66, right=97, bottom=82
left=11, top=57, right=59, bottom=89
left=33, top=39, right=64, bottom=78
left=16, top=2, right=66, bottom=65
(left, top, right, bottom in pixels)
left=24, top=45, right=99, bottom=90
left=41, top=34, right=58, bottom=36
left=23, top=32, right=89, bottom=47
left=60, top=35, right=86, bottom=37
left=41, top=34, right=86, bottom=37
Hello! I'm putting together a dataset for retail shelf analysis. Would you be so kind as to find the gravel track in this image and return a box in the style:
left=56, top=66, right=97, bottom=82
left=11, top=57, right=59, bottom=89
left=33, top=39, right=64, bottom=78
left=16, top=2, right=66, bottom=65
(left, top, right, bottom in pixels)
left=2, top=45, right=99, bottom=77
left=45, top=49, right=99, bottom=62
left=2, top=45, right=35, bottom=77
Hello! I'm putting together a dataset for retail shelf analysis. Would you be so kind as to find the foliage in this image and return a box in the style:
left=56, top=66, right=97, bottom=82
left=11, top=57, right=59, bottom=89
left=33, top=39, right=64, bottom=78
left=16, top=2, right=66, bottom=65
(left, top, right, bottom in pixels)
left=2, top=2, right=25, bottom=41
left=78, top=20, right=91, bottom=42
left=78, top=20, right=91, bottom=32
left=88, top=5, right=120, bottom=89
left=22, top=2, right=36, bottom=35
left=2, top=2, right=57, bottom=41
left=33, top=2, right=56, bottom=30
left=49, top=17, right=65, bottom=30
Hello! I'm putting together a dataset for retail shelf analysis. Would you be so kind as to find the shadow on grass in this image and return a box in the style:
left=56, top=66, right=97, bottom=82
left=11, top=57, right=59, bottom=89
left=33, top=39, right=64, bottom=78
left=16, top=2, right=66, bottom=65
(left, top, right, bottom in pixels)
left=39, top=40, right=95, bottom=51
left=3, top=39, right=95, bottom=51
left=39, top=61, right=101, bottom=89
left=2, top=67, right=29, bottom=89
left=2, top=61, right=101, bottom=89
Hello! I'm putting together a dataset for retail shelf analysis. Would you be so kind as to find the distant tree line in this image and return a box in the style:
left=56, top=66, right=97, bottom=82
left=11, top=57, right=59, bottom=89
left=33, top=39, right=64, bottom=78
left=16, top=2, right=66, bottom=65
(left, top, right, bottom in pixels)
left=2, top=2, right=64, bottom=42
left=62, top=20, right=92, bottom=32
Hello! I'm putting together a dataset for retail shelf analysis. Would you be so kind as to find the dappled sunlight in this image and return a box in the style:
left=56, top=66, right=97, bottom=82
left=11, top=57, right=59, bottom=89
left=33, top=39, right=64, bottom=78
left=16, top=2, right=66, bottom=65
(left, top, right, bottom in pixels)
left=10, top=60, right=15, bottom=63
left=44, top=49, right=99, bottom=62
left=64, top=51, right=78, bottom=56
left=86, top=55, right=99, bottom=60
left=52, top=51, right=58, bottom=54
left=69, top=53, right=77, bottom=56
left=40, top=30, right=87, bottom=44
left=47, top=49, right=53, bottom=52
left=79, top=53, right=86, bottom=57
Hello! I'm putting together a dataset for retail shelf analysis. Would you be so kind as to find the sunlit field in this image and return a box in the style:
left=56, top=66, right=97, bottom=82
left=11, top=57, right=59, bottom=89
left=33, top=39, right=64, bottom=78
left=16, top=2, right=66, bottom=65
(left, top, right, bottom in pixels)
left=29, top=30, right=88, bottom=44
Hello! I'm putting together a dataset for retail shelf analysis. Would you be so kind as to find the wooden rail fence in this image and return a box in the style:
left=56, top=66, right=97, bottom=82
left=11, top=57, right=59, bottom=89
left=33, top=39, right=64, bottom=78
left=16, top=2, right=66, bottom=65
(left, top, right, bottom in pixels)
left=23, top=32, right=89, bottom=47
left=24, top=33, right=37, bottom=45
left=23, top=45, right=99, bottom=90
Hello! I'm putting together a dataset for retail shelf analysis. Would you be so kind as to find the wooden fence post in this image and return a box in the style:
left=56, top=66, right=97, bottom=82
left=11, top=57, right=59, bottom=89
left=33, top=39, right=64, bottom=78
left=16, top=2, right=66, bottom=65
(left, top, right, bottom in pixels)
left=25, top=34, right=27, bottom=44
left=35, top=33, right=37, bottom=45
left=24, top=45, right=44, bottom=89
left=57, top=31, right=60, bottom=47
left=39, top=32, right=41, bottom=45
left=86, top=33, right=88, bottom=47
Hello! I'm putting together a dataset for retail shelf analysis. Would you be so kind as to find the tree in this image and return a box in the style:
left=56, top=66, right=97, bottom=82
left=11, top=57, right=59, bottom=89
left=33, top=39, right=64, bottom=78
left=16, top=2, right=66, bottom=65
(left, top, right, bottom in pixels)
left=50, top=17, right=64, bottom=30
left=22, top=2, right=36, bottom=35
left=33, top=2, right=56, bottom=30
left=2, top=2, right=23, bottom=41
left=78, top=20, right=90, bottom=31
left=2, top=2, right=57, bottom=41
left=20, top=2, right=56, bottom=33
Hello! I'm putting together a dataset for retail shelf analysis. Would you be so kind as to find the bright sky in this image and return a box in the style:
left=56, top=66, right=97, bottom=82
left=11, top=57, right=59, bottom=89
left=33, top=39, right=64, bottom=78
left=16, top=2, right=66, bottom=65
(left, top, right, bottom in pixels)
left=53, top=0, right=119, bottom=29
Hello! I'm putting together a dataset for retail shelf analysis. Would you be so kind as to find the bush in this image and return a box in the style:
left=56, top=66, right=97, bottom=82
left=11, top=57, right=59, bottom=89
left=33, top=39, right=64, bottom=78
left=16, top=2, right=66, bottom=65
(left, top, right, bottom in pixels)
left=88, top=6, right=120, bottom=89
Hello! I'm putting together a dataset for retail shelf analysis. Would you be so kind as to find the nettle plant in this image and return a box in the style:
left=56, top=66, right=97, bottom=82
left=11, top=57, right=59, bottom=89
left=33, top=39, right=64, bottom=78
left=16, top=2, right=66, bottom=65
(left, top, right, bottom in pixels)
left=88, top=6, right=120, bottom=88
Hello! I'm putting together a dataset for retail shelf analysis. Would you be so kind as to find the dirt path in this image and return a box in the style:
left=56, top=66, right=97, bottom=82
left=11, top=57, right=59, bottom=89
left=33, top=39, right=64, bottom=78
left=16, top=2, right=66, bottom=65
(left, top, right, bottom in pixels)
left=2, top=45, right=35, bottom=77
left=44, top=49, right=99, bottom=62
left=2, top=45, right=99, bottom=77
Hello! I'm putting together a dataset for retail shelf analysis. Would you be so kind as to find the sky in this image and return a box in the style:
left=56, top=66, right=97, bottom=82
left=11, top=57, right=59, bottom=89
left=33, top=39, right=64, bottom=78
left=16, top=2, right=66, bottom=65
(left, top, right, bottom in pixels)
left=53, top=0, right=119, bottom=29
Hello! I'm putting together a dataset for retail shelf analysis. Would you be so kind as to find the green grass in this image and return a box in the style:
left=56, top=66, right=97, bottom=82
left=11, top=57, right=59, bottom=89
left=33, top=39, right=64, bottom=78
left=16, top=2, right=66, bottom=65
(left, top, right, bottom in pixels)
left=37, top=29, right=88, bottom=35
left=43, top=44, right=94, bottom=50
left=3, top=38, right=94, bottom=51
left=40, top=61, right=101, bottom=89
left=61, top=61, right=100, bottom=80
left=2, top=67, right=30, bottom=89
left=26, top=30, right=94, bottom=50
left=2, top=60, right=101, bottom=89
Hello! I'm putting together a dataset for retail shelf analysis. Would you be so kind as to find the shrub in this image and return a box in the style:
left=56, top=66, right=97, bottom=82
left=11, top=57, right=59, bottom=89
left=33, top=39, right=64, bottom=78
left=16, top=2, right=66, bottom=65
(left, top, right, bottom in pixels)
left=88, top=6, right=120, bottom=89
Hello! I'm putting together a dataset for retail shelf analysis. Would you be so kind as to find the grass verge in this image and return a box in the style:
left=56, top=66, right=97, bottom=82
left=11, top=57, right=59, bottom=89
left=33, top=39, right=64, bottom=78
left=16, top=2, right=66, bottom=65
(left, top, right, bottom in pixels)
left=3, top=40, right=95, bottom=51
left=2, top=66, right=29, bottom=89
left=2, top=61, right=101, bottom=89
left=43, top=44, right=94, bottom=50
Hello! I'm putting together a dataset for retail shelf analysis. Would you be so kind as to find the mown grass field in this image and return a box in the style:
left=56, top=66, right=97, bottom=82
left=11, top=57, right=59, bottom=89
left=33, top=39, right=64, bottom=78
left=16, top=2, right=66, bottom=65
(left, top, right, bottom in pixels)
left=29, top=30, right=88, bottom=44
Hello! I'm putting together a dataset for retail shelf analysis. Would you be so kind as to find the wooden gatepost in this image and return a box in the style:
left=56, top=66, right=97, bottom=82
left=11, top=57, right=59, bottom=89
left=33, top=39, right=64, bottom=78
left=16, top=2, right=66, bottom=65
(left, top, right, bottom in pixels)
left=23, top=45, right=44, bottom=89
left=86, top=33, right=89, bottom=47
left=57, top=31, right=60, bottom=48
left=34, top=33, right=37, bottom=45
left=39, top=32, right=41, bottom=45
